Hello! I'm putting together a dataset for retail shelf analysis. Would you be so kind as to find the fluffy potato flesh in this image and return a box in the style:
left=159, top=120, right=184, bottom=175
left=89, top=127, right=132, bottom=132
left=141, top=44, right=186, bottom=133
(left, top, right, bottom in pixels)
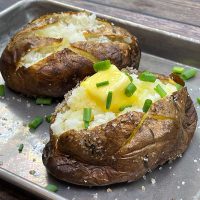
left=18, top=13, right=133, bottom=68
left=51, top=65, right=177, bottom=135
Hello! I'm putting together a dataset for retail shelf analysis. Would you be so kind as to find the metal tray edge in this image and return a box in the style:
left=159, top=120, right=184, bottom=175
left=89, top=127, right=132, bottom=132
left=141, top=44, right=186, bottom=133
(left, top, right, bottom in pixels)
left=0, top=167, right=67, bottom=200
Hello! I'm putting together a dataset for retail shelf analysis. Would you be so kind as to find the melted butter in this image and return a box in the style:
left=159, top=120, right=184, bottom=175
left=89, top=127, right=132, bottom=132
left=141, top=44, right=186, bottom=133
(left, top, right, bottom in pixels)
left=81, top=65, right=177, bottom=113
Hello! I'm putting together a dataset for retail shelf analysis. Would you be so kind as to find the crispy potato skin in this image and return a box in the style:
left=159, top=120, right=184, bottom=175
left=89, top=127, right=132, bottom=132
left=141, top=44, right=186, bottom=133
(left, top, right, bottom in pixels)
left=1, top=48, right=94, bottom=97
left=0, top=12, right=140, bottom=97
left=42, top=86, right=197, bottom=186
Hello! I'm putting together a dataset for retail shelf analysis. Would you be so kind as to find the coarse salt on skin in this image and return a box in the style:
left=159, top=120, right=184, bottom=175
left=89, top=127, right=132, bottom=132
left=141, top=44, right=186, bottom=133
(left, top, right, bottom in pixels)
left=141, top=186, right=145, bottom=191
left=27, top=103, right=31, bottom=108
left=151, top=178, right=156, bottom=184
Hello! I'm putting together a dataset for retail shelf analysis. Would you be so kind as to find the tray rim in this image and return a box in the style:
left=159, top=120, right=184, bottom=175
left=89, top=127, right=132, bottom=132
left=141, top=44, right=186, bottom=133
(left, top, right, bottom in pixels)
left=0, top=168, right=67, bottom=200
left=0, top=0, right=199, bottom=199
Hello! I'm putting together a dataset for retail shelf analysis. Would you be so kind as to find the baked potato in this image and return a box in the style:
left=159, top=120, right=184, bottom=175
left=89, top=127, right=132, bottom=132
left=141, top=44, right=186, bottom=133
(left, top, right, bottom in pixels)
left=0, top=12, right=140, bottom=97
left=42, top=62, right=197, bottom=186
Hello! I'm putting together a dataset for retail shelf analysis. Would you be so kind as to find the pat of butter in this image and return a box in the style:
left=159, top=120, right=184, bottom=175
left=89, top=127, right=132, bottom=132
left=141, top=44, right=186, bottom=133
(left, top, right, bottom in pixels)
left=81, top=65, right=138, bottom=112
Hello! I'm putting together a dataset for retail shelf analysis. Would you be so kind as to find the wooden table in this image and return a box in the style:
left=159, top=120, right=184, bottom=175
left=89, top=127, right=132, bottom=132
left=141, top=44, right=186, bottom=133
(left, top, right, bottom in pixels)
left=0, top=0, right=200, bottom=199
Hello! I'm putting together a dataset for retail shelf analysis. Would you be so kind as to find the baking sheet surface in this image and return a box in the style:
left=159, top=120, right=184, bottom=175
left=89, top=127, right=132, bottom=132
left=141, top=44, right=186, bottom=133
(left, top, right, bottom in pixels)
left=0, top=1, right=200, bottom=200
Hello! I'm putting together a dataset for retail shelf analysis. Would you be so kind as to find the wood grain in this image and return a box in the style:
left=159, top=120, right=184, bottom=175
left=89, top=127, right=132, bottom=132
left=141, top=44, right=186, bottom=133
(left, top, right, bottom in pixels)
left=86, top=0, right=200, bottom=27
left=59, top=0, right=200, bottom=41
left=1, top=0, right=200, bottom=27
left=1, top=0, right=200, bottom=41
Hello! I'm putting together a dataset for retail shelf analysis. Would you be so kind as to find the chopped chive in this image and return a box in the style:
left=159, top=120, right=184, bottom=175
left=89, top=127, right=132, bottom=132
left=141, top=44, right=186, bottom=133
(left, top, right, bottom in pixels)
left=139, top=71, right=156, bottom=82
left=181, top=68, right=197, bottom=80
left=175, top=83, right=183, bottom=90
left=124, top=72, right=133, bottom=82
left=28, top=116, right=43, bottom=129
left=83, top=108, right=92, bottom=122
left=45, top=184, right=58, bottom=193
left=36, top=98, right=52, bottom=105
left=96, top=81, right=109, bottom=88
left=119, top=105, right=132, bottom=111
left=143, top=99, right=152, bottom=113
left=84, top=121, right=90, bottom=129
left=0, top=85, right=5, bottom=96
left=45, top=115, right=52, bottom=123
left=106, top=91, right=112, bottom=110
left=197, top=98, right=200, bottom=105
left=125, top=82, right=137, bottom=97
left=83, top=108, right=92, bottom=129
left=18, top=144, right=24, bottom=153
left=93, top=60, right=111, bottom=72
left=29, top=170, right=36, bottom=175
left=172, top=66, right=184, bottom=74
left=154, top=84, right=167, bottom=98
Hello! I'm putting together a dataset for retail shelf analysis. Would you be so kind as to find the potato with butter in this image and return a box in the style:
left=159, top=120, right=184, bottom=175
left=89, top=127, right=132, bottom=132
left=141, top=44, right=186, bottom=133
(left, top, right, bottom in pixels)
left=0, top=12, right=140, bottom=97
left=43, top=63, right=198, bottom=186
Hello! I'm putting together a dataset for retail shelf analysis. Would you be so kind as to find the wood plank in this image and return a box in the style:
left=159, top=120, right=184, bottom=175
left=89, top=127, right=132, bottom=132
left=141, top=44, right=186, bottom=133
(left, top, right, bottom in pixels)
left=1, top=0, right=200, bottom=28
left=59, top=0, right=200, bottom=41
left=1, top=0, right=200, bottom=27
left=86, top=0, right=200, bottom=27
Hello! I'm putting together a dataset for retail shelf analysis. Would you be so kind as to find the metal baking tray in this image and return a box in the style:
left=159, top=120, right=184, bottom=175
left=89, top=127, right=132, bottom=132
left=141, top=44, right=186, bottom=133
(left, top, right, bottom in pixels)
left=0, top=0, right=200, bottom=199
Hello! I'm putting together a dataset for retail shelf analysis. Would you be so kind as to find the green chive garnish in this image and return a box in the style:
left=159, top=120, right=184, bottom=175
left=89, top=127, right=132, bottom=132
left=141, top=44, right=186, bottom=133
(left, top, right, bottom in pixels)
left=197, top=98, right=200, bottom=105
left=84, top=121, right=90, bottom=129
left=45, top=184, right=58, bottom=193
left=143, top=99, right=152, bottom=113
left=172, top=66, right=184, bottom=74
left=93, top=60, right=111, bottom=72
left=83, top=108, right=92, bottom=129
left=45, top=115, right=52, bottom=123
left=181, top=68, right=197, bottom=80
left=175, top=83, right=183, bottom=90
left=0, top=85, right=5, bottom=96
left=29, top=170, right=36, bottom=175
left=106, top=91, right=112, bottom=110
left=28, top=116, right=43, bottom=129
left=18, top=144, right=24, bottom=153
left=124, top=72, right=133, bottom=82
left=96, top=81, right=109, bottom=88
left=83, top=108, right=92, bottom=122
left=154, top=84, right=167, bottom=98
left=36, top=98, right=52, bottom=105
left=139, top=71, right=156, bottom=82
left=119, top=105, right=132, bottom=111
left=125, top=83, right=137, bottom=97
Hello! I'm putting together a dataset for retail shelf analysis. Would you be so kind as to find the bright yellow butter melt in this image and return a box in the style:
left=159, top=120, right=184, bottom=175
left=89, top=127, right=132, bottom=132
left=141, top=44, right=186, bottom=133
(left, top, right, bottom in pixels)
left=81, top=65, right=137, bottom=112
